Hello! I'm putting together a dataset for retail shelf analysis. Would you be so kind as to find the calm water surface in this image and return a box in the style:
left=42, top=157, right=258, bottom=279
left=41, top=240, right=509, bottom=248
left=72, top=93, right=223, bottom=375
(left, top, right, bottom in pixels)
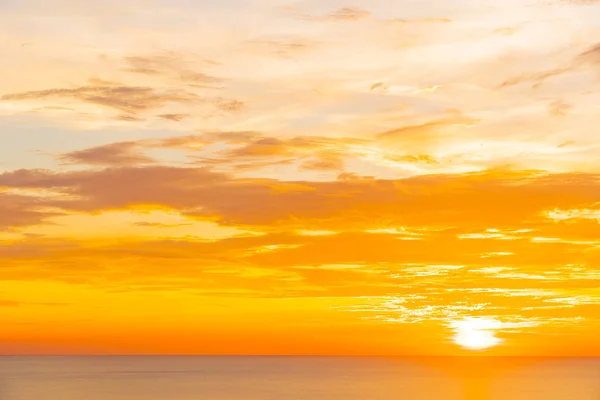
left=0, top=356, right=598, bottom=400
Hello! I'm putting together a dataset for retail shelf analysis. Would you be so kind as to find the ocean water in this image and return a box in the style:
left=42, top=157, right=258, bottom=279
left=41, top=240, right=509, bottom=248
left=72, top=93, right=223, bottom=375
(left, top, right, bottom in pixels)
left=0, top=356, right=598, bottom=400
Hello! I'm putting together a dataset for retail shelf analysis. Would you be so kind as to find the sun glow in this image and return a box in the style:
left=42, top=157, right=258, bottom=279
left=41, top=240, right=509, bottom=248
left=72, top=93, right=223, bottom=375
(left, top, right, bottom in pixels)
left=451, top=318, right=503, bottom=350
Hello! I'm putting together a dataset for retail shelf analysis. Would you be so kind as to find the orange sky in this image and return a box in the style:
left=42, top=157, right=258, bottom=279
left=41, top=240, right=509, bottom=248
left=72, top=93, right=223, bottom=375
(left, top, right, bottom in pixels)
left=0, top=0, right=599, bottom=356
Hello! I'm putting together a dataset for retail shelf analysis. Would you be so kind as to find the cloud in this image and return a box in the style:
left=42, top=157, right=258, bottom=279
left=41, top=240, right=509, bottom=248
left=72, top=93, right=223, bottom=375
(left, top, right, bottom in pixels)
left=158, top=113, right=188, bottom=122
left=376, top=112, right=480, bottom=150
left=292, top=7, right=371, bottom=22
left=149, top=132, right=361, bottom=173
left=325, top=7, right=371, bottom=21
left=227, top=137, right=292, bottom=158
left=123, top=55, right=170, bottom=75
left=87, top=77, right=122, bottom=86
left=132, top=222, right=191, bottom=228
left=499, top=42, right=600, bottom=89
left=0, top=298, right=67, bottom=307
left=0, top=192, right=60, bottom=229
left=214, top=98, right=244, bottom=112
left=299, top=156, right=344, bottom=171
left=498, top=67, right=571, bottom=89
left=116, top=114, right=143, bottom=122
left=0, top=228, right=597, bottom=331
left=1, top=166, right=599, bottom=232
left=293, top=7, right=451, bottom=24
left=231, top=159, right=296, bottom=171
left=247, top=37, right=319, bottom=59
left=547, top=100, right=572, bottom=117
left=1, top=85, right=198, bottom=116
left=122, top=53, right=223, bottom=82
left=550, top=0, right=600, bottom=4
left=577, top=42, right=600, bottom=66
left=58, top=142, right=155, bottom=166
left=386, top=154, right=439, bottom=165
left=223, top=135, right=361, bottom=159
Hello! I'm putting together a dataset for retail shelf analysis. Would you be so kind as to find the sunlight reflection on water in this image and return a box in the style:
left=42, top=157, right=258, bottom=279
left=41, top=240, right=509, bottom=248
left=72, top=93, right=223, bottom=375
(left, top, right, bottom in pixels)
left=0, top=356, right=598, bottom=400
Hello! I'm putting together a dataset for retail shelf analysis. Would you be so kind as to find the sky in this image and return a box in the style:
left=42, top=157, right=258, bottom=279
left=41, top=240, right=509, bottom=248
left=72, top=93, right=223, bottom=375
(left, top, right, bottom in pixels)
left=0, top=0, right=599, bottom=356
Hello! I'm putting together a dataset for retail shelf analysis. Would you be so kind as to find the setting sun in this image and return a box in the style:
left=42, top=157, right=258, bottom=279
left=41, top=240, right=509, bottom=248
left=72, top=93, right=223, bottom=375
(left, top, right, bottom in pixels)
left=451, top=318, right=503, bottom=351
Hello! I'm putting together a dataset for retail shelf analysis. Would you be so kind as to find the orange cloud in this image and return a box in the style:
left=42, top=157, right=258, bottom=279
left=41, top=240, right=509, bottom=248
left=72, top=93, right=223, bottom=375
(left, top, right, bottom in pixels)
left=0, top=192, right=61, bottom=229
left=59, top=142, right=155, bottom=166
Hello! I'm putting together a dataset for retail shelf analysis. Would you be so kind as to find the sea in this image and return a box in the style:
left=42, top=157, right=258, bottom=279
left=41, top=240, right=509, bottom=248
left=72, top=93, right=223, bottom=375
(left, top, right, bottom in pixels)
left=0, top=356, right=598, bottom=400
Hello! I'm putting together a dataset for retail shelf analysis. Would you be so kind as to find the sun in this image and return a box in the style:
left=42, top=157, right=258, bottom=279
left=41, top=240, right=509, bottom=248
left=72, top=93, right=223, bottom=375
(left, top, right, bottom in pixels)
left=450, top=318, right=503, bottom=350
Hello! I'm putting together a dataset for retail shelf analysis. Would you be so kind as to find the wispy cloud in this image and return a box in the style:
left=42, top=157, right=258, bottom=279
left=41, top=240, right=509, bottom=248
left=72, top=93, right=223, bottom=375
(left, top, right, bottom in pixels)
left=58, top=142, right=155, bottom=166
left=2, top=85, right=197, bottom=115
